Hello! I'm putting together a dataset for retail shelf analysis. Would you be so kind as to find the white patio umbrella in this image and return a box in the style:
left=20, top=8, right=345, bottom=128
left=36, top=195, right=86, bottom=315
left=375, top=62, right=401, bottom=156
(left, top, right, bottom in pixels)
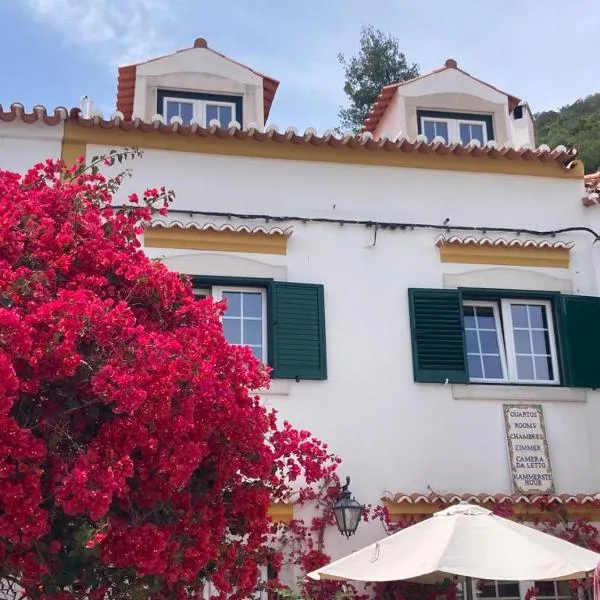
left=308, top=502, right=600, bottom=584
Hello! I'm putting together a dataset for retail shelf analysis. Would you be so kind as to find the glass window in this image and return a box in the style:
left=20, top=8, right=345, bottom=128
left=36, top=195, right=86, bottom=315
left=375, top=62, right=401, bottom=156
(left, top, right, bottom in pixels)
left=165, top=100, right=194, bottom=125
left=534, top=581, right=571, bottom=600
left=502, top=300, right=559, bottom=384
left=477, top=581, right=520, bottom=600
left=463, top=299, right=559, bottom=385
left=463, top=302, right=507, bottom=382
left=459, top=122, right=486, bottom=144
left=210, top=287, right=266, bottom=362
left=422, top=119, right=449, bottom=143
left=206, top=103, right=234, bottom=127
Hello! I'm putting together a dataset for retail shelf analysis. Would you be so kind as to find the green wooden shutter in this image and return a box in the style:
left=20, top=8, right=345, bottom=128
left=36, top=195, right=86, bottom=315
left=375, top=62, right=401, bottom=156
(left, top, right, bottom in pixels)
left=270, top=282, right=327, bottom=380
left=408, top=288, right=468, bottom=384
left=558, top=294, right=600, bottom=388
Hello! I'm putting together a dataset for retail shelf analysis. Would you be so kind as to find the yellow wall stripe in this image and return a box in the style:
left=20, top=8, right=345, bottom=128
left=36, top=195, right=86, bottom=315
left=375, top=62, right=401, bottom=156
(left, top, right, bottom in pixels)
left=268, top=503, right=293, bottom=522
left=143, top=227, right=288, bottom=255
left=63, top=122, right=583, bottom=179
left=438, top=243, right=570, bottom=268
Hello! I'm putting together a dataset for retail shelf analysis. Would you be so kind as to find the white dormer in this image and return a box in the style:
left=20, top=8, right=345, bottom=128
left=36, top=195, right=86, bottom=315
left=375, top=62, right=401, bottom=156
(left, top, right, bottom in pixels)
left=116, top=38, right=279, bottom=129
left=364, top=59, right=535, bottom=148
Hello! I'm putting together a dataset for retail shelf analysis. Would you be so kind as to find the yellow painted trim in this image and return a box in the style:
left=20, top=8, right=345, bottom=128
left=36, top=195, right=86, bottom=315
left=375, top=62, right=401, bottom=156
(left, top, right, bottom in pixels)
left=383, top=499, right=600, bottom=522
left=143, top=227, right=287, bottom=255
left=63, top=122, right=584, bottom=180
left=268, top=503, right=293, bottom=523
left=61, top=138, right=86, bottom=167
left=438, top=243, right=570, bottom=268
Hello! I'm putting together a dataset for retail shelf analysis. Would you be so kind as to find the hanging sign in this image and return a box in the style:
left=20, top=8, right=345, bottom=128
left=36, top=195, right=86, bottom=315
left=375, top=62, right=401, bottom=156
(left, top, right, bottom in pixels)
left=503, top=404, right=554, bottom=494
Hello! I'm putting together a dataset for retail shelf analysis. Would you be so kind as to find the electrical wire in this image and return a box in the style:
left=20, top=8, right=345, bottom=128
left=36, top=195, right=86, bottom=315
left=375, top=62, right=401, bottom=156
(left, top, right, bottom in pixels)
left=147, top=208, right=600, bottom=243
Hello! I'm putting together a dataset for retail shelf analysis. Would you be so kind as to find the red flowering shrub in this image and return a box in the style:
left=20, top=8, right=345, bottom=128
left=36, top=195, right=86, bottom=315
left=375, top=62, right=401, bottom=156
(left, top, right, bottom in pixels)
left=0, top=154, right=337, bottom=600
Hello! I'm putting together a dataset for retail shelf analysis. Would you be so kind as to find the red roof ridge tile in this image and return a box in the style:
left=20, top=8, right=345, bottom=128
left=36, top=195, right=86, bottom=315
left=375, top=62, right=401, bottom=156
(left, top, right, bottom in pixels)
left=115, top=38, right=279, bottom=123
left=363, top=59, right=521, bottom=134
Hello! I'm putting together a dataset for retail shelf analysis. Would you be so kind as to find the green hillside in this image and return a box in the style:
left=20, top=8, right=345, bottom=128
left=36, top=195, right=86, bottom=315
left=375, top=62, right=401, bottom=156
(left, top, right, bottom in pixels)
left=534, top=93, right=600, bottom=174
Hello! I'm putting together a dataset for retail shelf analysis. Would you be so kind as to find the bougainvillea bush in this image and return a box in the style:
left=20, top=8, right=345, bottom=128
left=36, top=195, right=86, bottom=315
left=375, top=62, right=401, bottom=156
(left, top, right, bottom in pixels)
left=0, top=154, right=338, bottom=600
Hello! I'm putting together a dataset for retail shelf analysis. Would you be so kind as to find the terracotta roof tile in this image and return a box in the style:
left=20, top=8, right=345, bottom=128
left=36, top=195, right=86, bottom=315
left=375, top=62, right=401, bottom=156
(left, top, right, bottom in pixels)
left=383, top=491, right=600, bottom=506
left=583, top=171, right=600, bottom=206
left=0, top=103, right=68, bottom=125
left=363, top=59, right=521, bottom=134
left=0, top=104, right=580, bottom=172
left=435, top=235, right=575, bottom=249
left=116, top=39, right=279, bottom=123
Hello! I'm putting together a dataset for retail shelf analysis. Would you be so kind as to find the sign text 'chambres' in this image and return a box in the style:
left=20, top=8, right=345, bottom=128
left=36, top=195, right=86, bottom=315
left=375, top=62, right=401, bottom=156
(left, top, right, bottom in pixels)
left=503, top=404, right=554, bottom=494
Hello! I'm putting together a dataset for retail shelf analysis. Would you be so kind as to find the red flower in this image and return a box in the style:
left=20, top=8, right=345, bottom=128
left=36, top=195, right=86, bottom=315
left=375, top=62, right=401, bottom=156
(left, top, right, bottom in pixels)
left=0, top=156, right=337, bottom=599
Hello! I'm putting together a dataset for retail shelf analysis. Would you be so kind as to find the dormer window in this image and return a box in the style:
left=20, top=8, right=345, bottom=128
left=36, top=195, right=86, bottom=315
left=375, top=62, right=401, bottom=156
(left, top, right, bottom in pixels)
left=157, top=90, right=243, bottom=127
left=417, top=110, right=494, bottom=145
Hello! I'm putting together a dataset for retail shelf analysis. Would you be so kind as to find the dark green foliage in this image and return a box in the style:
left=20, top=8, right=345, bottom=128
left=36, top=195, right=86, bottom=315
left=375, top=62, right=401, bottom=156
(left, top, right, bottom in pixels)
left=338, top=25, right=419, bottom=132
left=535, top=93, right=600, bottom=174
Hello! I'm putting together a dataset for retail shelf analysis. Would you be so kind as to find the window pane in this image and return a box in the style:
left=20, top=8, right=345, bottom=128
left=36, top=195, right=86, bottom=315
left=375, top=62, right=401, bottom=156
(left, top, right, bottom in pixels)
left=206, top=104, right=234, bottom=127
left=243, top=319, right=262, bottom=346
left=516, top=355, right=535, bottom=380
left=482, top=355, right=503, bottom=379
left=435, top=121, right=448, bottom=141
left=467, top=354, right=483, bottom=379
left=478, top=583, right=496, bottom=598
left=497, top=582, right=520, bottom=597
left=423, top=120, right=448, bottom=142
left=219, top=105, right=232, bottom=126
left=514, top=329, right=531, bottom=354
left=223, top=292, right=241, bottom=317
left=532, top=329, right=551, bottom=354
left=244, top=293, right=263, bottom=318
left=465, top=329, right=480, bottom=353
left=166, top=101, right=180, bottom=122
left=206, top=104, right=219, bottom=124
left=534, top=581, right=555, bottom=597
left=529, top=304, right=547, bottom=328
left=463, top=304, right=504, bottom=381
left=479, top=330, right=499, bottom=354
left=249, top=345, right=262, bottom=359
left=460, top=123, right=484, bottom=144
left=535, top=355, right=553, bottom=380
left=180, top=102, right=193, bottom=125
left=511, top=304, right=529, bottom=328
left=165, top=100, right=193, bottom=125
left=463, top=305, right=476, bottom=329
left=222, top=318, right=242, bottom=344
left=475, top=308, right=496, bottom=330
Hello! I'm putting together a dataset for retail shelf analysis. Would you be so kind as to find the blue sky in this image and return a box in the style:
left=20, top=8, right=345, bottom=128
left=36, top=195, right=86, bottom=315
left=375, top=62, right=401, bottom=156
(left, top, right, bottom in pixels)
left=1, top=0, right=598, bottom=132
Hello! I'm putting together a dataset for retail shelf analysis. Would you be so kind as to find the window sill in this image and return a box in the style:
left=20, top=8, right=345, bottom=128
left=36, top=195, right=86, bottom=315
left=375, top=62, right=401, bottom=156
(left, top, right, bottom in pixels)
left=252, top=379, right=291, bottom=397
left=451, top=384, right=586, bottom=403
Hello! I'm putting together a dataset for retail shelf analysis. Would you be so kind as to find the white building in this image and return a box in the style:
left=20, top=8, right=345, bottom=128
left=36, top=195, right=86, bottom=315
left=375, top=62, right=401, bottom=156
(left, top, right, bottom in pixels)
left=1, top=37, right=599, bottom=600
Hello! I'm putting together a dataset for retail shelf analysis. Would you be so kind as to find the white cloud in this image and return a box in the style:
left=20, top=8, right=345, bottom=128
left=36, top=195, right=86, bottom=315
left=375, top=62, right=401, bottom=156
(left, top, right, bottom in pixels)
left=21, top=0, right=181, bottom=65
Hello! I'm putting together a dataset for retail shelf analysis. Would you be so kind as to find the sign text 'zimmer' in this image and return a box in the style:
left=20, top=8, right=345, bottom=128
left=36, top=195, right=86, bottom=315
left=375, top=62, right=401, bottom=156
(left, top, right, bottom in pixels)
left=503, top=404, right=554, bottom=494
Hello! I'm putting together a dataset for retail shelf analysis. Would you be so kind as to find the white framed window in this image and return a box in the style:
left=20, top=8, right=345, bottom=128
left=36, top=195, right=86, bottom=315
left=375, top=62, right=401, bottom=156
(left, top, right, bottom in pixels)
left=477, top=580, right=521, bottom=600
left=195, top=286, right=267, bottom=362
left=162, top=97, right=236, bottom=127
left=420, top=116, right=488, bottom=144
left=532, top=580, right=572, bottom=600
left=463, top=301, right=508, bottom=383
left=462, top=299, right=560, bottom=385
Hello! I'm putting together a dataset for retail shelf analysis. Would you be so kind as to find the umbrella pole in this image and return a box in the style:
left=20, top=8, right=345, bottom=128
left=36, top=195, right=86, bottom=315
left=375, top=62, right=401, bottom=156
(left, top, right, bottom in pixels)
left=464, top=576, right=475, bottom=600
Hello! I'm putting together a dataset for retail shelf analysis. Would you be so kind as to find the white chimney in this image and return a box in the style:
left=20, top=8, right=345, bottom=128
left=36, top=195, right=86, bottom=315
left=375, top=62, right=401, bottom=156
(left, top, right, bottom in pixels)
left=79, top=95, right=94, bottom=118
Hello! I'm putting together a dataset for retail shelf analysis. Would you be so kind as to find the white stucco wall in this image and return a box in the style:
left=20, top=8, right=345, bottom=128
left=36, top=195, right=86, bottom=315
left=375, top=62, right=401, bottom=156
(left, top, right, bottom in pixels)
left=0, top=121, right=63, bottom=172
left=132, top=48, right=265, bottom=127
left=87, top=141, right=600, bottom=563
